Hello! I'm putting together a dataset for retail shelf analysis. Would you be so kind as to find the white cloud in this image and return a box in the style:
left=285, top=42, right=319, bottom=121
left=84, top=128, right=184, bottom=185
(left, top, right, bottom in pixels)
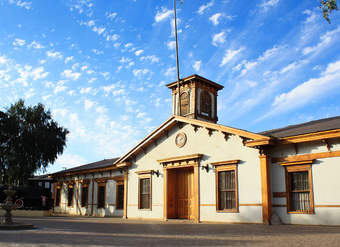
left=84, top=99, right=95, bottom=110
left=165, top=67, right=176, bottom=77
left=140, top=55, right=160, bottom=63
left=193, top=60, right=202, bottom=72
left=65, top=56, right=74, bottom=64
left=55, top=153, right=87, bottom=170
left=13, top=38, right=25, bottom=46
left=28, top=41, right=44, bottom=49
left=30, top=66, right=49, bottom=80
left=265, top=59, right=340, bottom=118
left=197, top=0, right=214, bottom=15
left=212, top=31, right=226, bottom=46
left=155, top=7, right=172, bottom=22
left=9, top=0, right=32, bottom=10
left=220, top=47, right=244, bottom=66
left=106, top=12, right=117, bottom=19
left=302, top=26, right=340, bottom=56
left=61, top=69, right=81, bottom=80
left=80, top=87, right=93, bottom=94
left=209, top=13, right=222, bottom=26
left=280, top=62, right=297, bottom=74
left=46, top=50, right=63, bottom=59
left=240, top=61, right=258, bottom=76
left=92, top=26, right=105, bottom=35
left=133, top=68, right=150, bottom=79
left=54, top=84, right=67, bottom=94
left=106, top=34, right=119, bottom=41
left=125, top=43, right=133, bottom=48
left=92, top=49, right=103, bottom=55
left=24, top=88, right=35, bottom=99
left=136, top=112, right=146, bottom=118
left=135, top=49, right=144, bottom=56
left=80, top=20, right=95, bottom=27
left=259, top=0, right=280, bottom=12
left=167, top=41, right=176, bottom=50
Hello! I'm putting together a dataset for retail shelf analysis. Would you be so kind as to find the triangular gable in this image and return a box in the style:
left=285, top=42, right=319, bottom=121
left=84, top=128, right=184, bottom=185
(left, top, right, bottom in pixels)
left=114, top=116, right=270, bottom=166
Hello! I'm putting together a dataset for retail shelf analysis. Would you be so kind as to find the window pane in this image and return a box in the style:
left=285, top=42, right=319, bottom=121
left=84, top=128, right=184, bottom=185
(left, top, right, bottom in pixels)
left=180, top=92, right=189, bottom=115
left=140, top=178, right=150, bottom=209
left=81, top=187, right=88, bottom=207
left=218, top=170, right=236, bottom=210
left=67, top=187, right=73, bottom=207
left=97, top=185, right=105, bottom=209
left=56, top=188, right=61, bottom=207
left=116, top=184, right=124, bottom=209
left=289, top=171, right=311, bottom=212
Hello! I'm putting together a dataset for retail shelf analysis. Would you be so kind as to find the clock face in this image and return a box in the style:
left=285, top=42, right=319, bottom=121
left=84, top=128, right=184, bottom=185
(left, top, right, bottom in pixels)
left=175, top=132, right=187, bottom=148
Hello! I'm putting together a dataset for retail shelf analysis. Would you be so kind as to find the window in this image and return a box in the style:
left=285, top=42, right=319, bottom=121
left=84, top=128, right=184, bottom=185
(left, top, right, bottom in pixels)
left=97, top=183, right=106, bottom=209
left=218, top=170, right=236, bottom=210
left=139, top=175, right=151, bottom=210
left=55, top=185, right=61, bottom=207
left=81, top=183, right=89, bottom=208
left=212, top=160, right=239, bottom=212
left=286, top=165, right=313, bottom=213
left=180, top=92, right=189, bottom=116
left=116, top=182, right=124, bottom=210
left=200, top=91, right=211, bottom=117
left=67, top=184, right=74, bottom=207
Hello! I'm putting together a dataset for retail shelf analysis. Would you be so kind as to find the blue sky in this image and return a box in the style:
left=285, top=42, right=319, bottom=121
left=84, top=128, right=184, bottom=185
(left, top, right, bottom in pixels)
left=1, top=0, right=340, bottom=174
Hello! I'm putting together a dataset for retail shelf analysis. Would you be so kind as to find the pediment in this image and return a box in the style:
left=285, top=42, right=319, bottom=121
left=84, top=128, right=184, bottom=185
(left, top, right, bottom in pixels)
left=114, top=116, right=270, bottom=167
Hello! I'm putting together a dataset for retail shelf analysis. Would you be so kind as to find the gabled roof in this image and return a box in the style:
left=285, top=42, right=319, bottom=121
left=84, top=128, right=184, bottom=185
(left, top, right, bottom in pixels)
left=114, top=115, right=270, bottom=165
left=259, top=116, right=340, bottom=138
left=53, top=158, right=119, bottom=177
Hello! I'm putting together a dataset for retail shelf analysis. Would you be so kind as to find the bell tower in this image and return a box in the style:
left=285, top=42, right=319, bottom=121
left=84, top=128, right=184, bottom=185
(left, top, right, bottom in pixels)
left=166, top=74, right=224, bottom=123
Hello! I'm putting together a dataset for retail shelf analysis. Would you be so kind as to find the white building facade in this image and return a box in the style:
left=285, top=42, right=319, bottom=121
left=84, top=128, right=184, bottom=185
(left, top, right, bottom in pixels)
left=53, top=75, right=340, bottom=225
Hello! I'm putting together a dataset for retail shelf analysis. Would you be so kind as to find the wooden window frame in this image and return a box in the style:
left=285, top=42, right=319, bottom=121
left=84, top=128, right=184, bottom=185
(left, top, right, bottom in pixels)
left=67, top=183, right=74, bottom=207
left=285, top=164, right=314, bottom=214
left=55, top=184, right=61, bottom=207
left=138, top=173, right=152, bottom=210
left=116, top=181, right=124, bottom=210
left=200, top=90, right=212, bottom=118
left=97, top=182, right=106, bottom=209
left=81, top=183, right=89, bottom=208
left=180, top=92, right=189, bottom=116
left=215, top=164, right=238, bottom=213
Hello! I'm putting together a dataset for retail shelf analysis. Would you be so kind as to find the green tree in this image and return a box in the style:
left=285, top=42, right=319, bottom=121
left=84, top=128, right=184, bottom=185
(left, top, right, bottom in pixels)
left=321, top=0, right=338, bottom=23
left=0, top=100, right=69, bottom=185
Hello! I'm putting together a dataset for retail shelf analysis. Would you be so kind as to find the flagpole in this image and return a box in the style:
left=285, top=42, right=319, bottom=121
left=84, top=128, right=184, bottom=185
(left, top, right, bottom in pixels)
left=174, top=0, right=181, bottom=116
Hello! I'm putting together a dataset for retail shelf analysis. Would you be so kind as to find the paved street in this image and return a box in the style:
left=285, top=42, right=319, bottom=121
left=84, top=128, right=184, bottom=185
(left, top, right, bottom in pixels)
left=0, top=217, right=339, bottom=246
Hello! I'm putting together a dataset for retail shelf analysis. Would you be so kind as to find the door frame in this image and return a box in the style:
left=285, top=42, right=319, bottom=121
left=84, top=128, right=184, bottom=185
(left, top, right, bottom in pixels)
left=159, top=153, right=202, bottom=223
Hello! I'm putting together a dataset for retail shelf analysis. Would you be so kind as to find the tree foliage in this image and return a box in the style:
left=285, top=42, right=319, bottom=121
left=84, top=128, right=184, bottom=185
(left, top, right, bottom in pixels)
left=0, top=100, right=69, bottom=185
left=320, top=0, right=338, bottom=23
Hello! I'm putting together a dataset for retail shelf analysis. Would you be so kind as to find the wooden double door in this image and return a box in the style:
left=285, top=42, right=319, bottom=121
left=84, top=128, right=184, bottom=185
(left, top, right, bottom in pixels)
left=167, top=167, right=194, bottom=219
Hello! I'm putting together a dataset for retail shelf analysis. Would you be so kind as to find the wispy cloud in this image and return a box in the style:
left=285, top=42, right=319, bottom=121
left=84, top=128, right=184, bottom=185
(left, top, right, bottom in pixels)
left=197, top=0, right=214, bottom=15
left=193, top=60, right=202, bottom=72
left=212, top=31, right=226, bottom=46
left=155, top=7, right=172, bottom=22
left=259, top=0, right=280, bottom=12
left=9, top=0, right=32, bottom=10
left=61, top=69, right=81, bottom=80
left=46, top=50, right=63, bottom=60
left=260, top=59, right=340, bottom=120
left=220, top=47, right=244, bottom=66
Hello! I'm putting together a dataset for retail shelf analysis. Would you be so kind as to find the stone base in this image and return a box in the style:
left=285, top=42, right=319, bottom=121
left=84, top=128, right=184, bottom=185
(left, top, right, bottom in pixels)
left=0, top=223, right=35, bottom=230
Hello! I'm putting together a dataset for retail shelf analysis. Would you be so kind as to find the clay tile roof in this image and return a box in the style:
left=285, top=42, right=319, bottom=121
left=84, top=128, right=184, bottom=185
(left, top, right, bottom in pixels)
left=53, top=158, right=119, bottom=175
left=259, top=116, right=340, bottom=138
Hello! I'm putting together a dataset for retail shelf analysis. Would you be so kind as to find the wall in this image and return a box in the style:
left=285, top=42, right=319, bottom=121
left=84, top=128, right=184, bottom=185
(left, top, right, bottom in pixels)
left=127, top=122, right=262, bottom=223
left=53, top=171, right=123, bottom=217
left=270, top=139, right=340, bottom=225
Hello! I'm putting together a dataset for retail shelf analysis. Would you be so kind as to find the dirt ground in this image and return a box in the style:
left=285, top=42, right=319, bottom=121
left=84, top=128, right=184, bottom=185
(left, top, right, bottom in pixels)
left=0, top=216, right=339, bottom=246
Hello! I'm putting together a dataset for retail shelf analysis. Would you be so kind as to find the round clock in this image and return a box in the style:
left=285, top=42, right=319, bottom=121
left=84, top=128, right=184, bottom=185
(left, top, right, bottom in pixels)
left=175, top=132, right=187, bottom=148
